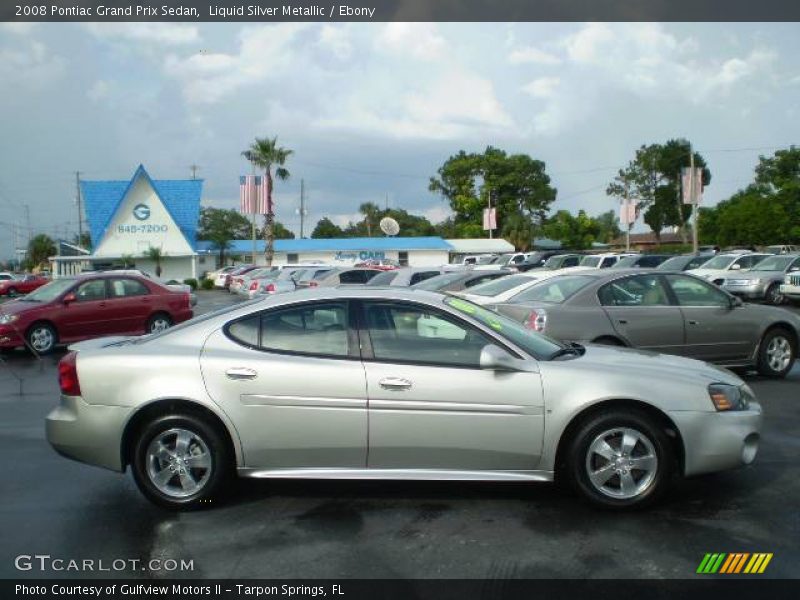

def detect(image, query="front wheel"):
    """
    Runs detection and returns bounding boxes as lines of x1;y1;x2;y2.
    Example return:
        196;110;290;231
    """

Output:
757;328;796;378
764;283;785;306
27;322;57;355
565;410;673;509
131;414;231;510
7;287;18;297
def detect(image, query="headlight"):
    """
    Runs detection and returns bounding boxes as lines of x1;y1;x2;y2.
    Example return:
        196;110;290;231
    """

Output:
708;383;751;411
0;314;18;325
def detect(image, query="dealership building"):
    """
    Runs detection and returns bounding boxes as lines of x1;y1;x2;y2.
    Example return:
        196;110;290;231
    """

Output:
52;165;507;280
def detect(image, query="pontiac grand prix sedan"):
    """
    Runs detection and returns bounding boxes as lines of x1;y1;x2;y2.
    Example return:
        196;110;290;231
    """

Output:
47;288;762;510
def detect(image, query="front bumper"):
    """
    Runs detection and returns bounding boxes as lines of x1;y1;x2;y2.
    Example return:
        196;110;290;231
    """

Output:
669;403;762;477
46;395;132;472
780;283;800;299
0;325;24;348
722;281;768;299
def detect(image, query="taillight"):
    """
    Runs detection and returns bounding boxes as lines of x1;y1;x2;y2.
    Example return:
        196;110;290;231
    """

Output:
250;281;259;291
265;283;276;293
524;309;547;332
184;292;191;308
58;351;81;396
309;281;318;287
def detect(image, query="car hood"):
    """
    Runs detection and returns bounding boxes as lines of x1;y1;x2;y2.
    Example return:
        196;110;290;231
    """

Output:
0;298;47;316
570;343;744;387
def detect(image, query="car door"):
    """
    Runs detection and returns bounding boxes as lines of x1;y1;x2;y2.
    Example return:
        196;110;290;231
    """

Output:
58;279;113;339
359;300;545;471
597;274;685;354
105;278;152;333
663;274;754;362
200;300;368;469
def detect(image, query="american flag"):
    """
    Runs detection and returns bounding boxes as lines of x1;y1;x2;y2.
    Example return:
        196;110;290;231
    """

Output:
257;175;270;215
239;175;258;214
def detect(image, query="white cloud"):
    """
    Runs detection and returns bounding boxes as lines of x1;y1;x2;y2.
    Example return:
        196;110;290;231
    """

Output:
508;46;561;66
317;25;353;60
0;40;65;89
378;23;446;60
84;23;200;45
523;77;560;98
87;80;111;103
0;23;38;35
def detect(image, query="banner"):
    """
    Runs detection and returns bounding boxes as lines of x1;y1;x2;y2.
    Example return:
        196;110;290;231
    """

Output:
682;167;704;205
482;208;497;231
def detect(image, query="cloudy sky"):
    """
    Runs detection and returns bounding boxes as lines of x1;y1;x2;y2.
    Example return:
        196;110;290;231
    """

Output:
1;21;799;258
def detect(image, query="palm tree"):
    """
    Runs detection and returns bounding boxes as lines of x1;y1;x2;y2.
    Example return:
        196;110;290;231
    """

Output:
143;246;164;277
359;202;382;237
242;137;292;266
120;253;135;268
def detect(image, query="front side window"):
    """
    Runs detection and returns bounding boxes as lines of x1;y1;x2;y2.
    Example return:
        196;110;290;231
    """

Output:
600;257;617;268
752;256;794;271
665;275;730;307
598;275;671;307
700;255;735;270
75;280;107;302
364;302;491;368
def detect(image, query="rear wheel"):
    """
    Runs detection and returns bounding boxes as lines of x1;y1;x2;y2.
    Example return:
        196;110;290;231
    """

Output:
566;410;673;509
7;287;18;297
131;413;231;510
757;328;796;378
765;283;785;306
147;313;172;334
26;322;57;355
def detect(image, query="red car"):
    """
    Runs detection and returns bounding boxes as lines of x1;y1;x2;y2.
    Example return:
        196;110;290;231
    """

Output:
0;273;193;354
0;274;49;297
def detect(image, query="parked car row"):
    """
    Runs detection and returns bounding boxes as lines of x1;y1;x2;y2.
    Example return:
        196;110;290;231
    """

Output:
0;273;50;297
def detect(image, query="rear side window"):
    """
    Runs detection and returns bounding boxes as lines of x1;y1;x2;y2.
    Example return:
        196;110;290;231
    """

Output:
339;270;368;284
464;273;505;288
226;303;349;357
409;271;439;285
368;271;399;286
513;275;595;304
467;275;531;297
109;278;149;298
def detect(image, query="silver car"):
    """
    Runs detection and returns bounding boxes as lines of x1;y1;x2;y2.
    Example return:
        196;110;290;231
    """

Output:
47;288;762;510
720;254;800;305
491;270;799;378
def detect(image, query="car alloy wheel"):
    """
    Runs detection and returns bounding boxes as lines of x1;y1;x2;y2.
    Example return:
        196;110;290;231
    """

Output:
757;328;796;378
145;428;212;498
585;427;658;500
765;335;792;373
28;324;56;354
766;283;784;305
148;315;172;333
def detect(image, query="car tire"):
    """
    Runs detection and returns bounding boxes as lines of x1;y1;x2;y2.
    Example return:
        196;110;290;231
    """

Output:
7;287;18;297
565;409;674;509
131;413;231;510
756;328;796;378
592;336;626;347
764;283;785;306
146;313;173;334
26;322;57;355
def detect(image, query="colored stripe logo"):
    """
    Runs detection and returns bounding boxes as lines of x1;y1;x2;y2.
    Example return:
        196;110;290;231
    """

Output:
697;553;773;574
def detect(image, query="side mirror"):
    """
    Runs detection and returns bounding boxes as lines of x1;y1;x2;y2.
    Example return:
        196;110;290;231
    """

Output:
480;344;528;372
63;293;76;304
730;263;742;270
730;296;744;308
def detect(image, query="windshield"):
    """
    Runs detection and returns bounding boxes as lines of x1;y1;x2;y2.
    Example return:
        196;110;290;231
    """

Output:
20;278;76;302
699;255;737;270
510;275;595;304
466;275;532;297
753;256;795;271
444;296;563;359
411;271;465;291
580;256;601;267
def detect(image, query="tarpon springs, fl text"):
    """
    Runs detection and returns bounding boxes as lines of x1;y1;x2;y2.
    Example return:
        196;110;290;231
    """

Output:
15;4;377;19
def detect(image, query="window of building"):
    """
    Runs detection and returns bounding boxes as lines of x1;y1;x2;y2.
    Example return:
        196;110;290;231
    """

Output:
287;253;299;264
398;251;409;266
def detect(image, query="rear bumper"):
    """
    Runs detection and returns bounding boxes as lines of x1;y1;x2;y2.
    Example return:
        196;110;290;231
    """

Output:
46;395;132;472
669;403;763;477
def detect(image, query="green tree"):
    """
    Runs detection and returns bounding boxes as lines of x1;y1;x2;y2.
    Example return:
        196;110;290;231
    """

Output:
27;234;56;269
429;146;556;239
143;246;164;277
594;210;622;243
542;210;600;250
243;136;292;266
120;253;135;268
359;202;382;237
72;232;92;251
198;207;252;266
311;217;345;239
607;139;710;241
501;213;535;251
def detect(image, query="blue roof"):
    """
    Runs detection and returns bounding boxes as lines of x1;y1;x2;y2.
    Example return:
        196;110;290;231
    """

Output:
197;237;453;254
82;165;203;250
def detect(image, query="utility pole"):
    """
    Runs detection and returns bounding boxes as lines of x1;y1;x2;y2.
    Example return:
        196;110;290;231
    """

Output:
189;164;200;180
24;204;31;245
690;149;699;254
385;192;389;211
75;171;83;247
488;189;494;239
623;182;631;252
297;179;307;239
250;161;257;265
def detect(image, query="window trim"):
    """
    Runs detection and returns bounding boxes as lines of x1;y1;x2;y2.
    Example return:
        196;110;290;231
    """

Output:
354;299;518;370
223;299;360;361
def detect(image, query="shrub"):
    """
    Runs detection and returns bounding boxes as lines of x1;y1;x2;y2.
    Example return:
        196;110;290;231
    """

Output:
183;278;199;291
200;278;214;290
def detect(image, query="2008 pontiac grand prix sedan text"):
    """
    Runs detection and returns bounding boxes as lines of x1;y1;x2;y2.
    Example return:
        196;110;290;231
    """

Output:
46;288;762;510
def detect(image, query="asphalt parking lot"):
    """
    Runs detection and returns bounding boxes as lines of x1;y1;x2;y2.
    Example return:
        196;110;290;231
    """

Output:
1;291;798;579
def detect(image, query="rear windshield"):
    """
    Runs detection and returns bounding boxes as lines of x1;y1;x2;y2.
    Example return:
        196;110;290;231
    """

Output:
510;275;595;304
466;275;532;297
367;271;400;285
411;272;465;291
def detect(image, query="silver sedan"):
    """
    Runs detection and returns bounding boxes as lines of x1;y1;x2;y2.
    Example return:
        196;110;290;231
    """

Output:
46;288;762;510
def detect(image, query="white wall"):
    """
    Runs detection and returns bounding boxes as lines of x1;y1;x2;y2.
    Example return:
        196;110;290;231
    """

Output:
134;257;196;281
94;174;193;258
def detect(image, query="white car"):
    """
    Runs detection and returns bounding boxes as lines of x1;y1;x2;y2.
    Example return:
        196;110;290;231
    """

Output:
689;253;771;285
211;266;238;289
565;253;638;273
458;271;560;306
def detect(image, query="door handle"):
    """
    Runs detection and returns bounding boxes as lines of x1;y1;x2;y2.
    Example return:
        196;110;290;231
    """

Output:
226;367;258;380
688;320;700;326
617;319;628;324
379;377;412;390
